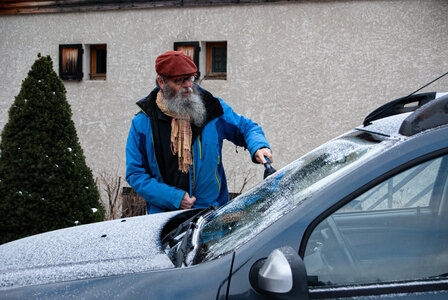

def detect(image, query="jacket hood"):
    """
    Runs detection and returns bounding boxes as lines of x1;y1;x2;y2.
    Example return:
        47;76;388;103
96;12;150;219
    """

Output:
0;211;182;290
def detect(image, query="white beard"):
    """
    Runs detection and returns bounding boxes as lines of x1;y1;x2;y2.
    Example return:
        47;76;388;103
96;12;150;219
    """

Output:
162;85;206;127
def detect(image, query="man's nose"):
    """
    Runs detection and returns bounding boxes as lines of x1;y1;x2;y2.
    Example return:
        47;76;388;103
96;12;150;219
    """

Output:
182;80;193;88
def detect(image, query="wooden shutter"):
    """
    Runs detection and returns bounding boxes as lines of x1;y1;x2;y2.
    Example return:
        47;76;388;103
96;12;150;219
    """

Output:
59;44;83;81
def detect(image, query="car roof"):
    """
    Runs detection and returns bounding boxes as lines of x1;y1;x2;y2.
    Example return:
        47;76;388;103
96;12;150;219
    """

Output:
358;92;448;138
357;112;411;139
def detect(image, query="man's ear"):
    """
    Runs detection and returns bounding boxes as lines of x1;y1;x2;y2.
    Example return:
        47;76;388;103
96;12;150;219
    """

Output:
157;75;165;89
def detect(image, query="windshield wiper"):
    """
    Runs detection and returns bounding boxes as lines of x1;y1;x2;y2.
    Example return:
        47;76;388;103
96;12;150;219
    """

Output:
188;216;206;262
163;206;216;267
173;221;196;267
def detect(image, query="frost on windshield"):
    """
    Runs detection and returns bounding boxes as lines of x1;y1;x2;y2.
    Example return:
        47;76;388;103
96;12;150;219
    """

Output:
197;131;395;262
197;172;294;261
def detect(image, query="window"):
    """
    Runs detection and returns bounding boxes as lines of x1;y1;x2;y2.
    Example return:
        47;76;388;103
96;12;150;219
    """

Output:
59;44;83;81
304;154;448;287
206;42;227;79
174;42;200;78
173;41;227;80
89;44;107;80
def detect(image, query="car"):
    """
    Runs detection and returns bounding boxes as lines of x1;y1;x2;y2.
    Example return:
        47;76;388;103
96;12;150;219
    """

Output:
1;91;448;299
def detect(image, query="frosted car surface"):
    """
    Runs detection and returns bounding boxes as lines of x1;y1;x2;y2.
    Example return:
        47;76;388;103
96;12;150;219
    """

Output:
0;211;180;290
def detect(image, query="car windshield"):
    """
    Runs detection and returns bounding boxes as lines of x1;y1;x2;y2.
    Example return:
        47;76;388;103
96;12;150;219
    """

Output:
193;131;398;263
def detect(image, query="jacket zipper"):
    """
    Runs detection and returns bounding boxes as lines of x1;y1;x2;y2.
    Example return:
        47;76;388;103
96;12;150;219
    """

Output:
198;134;202;159
215;154;221;191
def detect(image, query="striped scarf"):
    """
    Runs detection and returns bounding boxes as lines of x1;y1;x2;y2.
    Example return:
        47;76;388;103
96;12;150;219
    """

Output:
156;91;192;173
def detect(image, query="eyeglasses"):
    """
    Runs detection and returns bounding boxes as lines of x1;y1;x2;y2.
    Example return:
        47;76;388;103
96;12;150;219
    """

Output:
172;75;195;86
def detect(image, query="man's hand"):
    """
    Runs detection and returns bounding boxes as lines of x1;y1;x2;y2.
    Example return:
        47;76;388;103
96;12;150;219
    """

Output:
179;192;196;210
254;148;274;165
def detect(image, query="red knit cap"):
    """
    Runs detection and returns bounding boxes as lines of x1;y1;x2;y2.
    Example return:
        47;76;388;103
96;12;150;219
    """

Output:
155;50;197;79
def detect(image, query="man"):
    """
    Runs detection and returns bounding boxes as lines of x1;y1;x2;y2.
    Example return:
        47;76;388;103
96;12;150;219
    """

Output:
126;50;273;214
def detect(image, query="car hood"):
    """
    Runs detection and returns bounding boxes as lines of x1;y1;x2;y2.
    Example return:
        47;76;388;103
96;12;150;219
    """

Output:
0;211;181;290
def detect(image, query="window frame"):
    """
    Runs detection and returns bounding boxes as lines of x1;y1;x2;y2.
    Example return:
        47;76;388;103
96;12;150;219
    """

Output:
89;44;107;80
205;41;227;80
58;44;83;81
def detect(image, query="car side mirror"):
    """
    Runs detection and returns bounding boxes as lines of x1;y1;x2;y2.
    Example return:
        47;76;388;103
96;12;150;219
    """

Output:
249;246;309;299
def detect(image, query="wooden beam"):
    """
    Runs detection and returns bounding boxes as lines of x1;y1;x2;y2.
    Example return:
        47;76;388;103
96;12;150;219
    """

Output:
0;0;289;15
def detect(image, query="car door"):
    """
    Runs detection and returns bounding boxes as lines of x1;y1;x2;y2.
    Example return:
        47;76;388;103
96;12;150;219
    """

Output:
303;153;448;298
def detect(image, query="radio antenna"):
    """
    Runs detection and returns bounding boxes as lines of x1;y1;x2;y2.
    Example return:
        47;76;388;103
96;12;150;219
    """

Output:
405;71;448;99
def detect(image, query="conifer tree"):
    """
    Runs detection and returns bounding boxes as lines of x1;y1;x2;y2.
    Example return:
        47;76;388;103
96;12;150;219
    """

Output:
0;54;104;244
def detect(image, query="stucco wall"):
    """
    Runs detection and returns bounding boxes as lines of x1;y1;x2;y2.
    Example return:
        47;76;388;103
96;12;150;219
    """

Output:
1;0;447;193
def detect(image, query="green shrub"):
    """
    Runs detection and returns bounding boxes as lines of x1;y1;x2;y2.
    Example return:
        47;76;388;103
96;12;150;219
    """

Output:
0;54;104;244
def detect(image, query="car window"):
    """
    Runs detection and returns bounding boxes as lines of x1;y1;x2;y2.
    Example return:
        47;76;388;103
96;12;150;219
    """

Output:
342;158;442;212
304;154;448;287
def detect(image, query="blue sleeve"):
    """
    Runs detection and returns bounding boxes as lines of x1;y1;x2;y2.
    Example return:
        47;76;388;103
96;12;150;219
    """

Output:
218;99;271;161
125;115;185;211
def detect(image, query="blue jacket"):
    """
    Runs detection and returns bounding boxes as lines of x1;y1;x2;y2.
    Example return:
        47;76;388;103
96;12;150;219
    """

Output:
125;86;270;214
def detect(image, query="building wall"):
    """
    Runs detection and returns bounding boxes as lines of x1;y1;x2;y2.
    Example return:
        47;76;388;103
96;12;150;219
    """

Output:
1;0;447;193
